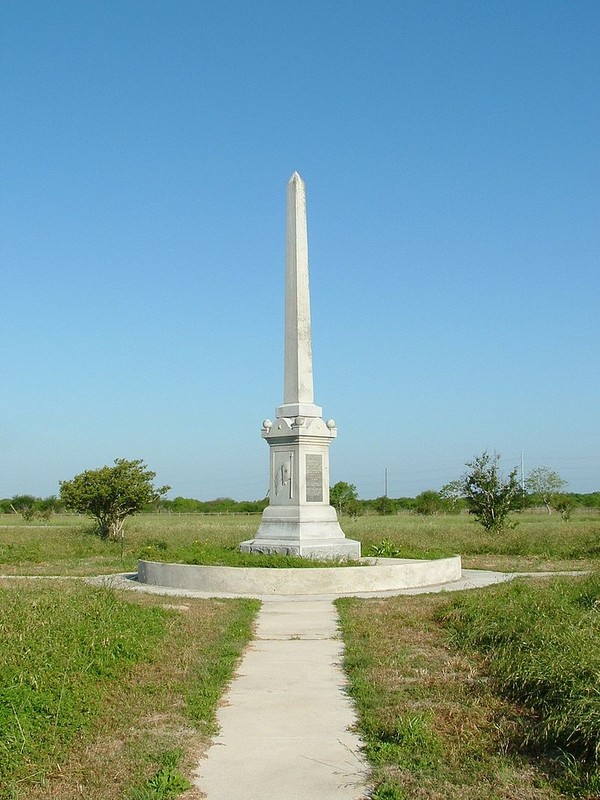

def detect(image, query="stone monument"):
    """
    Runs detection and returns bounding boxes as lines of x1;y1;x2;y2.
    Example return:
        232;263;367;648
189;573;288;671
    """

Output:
240;173;361;559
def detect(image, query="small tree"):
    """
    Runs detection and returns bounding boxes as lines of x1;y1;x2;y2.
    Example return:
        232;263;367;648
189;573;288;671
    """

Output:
413;490;444;516
440;480;465;511
38;495;64;519
60;459;169;541
345;498;364;519
329;481;358;515
373;495;396;515
460;451;523;533
553;493;576;521
525;466;568;515
10;494;38;520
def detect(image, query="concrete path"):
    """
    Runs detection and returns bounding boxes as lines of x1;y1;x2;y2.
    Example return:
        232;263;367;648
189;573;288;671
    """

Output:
11;570;584;798
193;600;368;800
83;568;584;800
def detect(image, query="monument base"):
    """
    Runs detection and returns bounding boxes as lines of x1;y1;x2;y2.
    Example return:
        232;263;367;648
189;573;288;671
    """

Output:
240;503;361;560
239;537;361;560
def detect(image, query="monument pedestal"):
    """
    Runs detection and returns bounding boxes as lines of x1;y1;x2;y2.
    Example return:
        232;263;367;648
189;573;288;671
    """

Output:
240;415;361;560
241;482;362;559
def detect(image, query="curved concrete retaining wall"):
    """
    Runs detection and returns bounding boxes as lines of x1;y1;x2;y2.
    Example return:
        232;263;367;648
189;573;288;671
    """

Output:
137;556;462;595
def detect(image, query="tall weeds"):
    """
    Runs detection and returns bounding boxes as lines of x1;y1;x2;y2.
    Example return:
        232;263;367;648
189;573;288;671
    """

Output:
439;573;600;789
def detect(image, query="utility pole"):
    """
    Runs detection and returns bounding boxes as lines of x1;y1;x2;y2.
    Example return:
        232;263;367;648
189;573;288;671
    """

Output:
384;467;388;498
521;452;525;492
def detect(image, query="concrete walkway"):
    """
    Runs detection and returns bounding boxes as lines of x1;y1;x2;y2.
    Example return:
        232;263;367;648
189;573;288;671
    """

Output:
193;600;368;800
84;569;583;799
8;570;584;798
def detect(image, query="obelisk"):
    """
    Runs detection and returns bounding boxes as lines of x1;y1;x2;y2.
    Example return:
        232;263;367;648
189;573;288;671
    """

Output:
240;173;361;559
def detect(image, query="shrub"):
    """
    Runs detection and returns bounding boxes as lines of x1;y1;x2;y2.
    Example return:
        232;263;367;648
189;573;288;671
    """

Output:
60;459;169;541
413;490;444;516
460;451;524;532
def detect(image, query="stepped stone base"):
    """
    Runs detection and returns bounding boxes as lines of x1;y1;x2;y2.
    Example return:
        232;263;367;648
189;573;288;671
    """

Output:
241;503;361;560
239;537;361;560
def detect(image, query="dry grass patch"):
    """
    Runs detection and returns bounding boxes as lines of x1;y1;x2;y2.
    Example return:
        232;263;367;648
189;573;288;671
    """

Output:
337;593;564;800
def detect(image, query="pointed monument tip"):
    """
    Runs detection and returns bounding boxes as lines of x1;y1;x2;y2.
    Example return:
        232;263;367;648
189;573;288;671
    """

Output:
289;171;303;183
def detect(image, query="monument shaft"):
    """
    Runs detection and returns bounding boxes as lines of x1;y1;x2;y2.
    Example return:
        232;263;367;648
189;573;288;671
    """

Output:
284;172;314;406
278;172;322;419
240;173;360;560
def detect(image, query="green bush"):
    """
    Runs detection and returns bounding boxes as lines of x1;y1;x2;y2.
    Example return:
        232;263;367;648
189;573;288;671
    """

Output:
413;490;445;516
368;539;404;558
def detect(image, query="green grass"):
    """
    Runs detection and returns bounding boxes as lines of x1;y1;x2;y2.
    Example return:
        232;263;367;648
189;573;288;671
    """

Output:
337;574;600;798
0;579;258;800
344;510;600;571
2;511;600;798
127;749;191;800
0;518;134;575
138;540;364;567
439;573;600;794
337;592;566;799
0;581;167;793
1;510;599;576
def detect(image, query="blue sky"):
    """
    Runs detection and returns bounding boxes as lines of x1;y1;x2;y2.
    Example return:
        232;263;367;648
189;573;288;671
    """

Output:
1;1;598;500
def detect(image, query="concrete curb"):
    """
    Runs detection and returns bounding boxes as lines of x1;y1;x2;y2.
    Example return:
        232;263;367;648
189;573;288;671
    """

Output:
85;568;566;601
137;555;462;595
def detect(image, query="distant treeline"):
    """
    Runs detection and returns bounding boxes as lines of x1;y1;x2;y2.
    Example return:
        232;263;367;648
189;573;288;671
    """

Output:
158;496;270;514
2;490;599;520
0;494;270;518
362;491;600;516
0;495;64;520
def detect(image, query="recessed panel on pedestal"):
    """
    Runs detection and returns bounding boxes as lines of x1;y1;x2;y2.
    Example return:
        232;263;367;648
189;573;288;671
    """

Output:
273;450;294;500
305;453;323;502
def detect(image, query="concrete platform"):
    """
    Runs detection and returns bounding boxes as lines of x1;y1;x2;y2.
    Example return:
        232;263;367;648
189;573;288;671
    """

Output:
98;567;535;601
137;555;462;595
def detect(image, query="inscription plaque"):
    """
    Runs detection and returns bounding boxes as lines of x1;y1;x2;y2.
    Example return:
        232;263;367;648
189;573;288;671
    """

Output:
305;453;323;502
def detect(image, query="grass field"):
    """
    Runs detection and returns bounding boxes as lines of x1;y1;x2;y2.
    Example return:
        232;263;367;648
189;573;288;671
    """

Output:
0;509;599;575
337;573;600;799
0;578;258;800
338;591;551;800
2;510;599;798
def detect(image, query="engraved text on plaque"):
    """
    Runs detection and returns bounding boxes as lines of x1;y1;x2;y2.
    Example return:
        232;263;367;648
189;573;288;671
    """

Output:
305;453;323;502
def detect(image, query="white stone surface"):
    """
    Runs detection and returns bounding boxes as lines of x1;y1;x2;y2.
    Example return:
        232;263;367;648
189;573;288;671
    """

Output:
283;171;315;410
245;172;360;559
106;567;575;601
